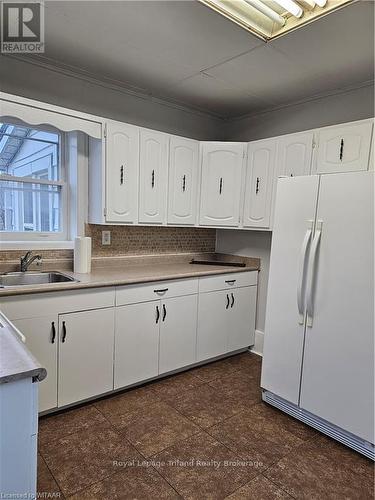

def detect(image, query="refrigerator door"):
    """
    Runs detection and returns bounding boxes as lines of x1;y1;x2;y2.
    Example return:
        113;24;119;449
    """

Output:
300;172;374;443
261;175;320;404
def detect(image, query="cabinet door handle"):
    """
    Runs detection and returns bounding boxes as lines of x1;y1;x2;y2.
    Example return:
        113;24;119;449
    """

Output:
156;306;160;324
151;169;155;188
226;294;230;309
219;177;223;194
182;174;186;192
255;177;260;194
120;165;124;185
339;139;344;161
230;293;235;308
51;321;56;344
61;321;67;343
162;304;167;322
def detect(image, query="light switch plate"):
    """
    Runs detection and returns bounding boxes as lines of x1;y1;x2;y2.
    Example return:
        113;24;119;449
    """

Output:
102;230;111;245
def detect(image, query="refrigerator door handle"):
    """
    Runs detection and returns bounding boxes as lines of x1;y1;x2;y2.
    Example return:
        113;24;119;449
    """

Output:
306;221;323;327
297;220;313;324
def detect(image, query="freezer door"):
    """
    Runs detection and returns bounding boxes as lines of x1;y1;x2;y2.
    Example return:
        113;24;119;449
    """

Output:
261;175;320;404
300;172;374;443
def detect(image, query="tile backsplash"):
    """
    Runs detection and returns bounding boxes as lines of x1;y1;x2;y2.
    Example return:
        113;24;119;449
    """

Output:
86;224;216;257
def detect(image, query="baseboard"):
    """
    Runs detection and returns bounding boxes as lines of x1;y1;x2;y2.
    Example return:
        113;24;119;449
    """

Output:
250;329;264;357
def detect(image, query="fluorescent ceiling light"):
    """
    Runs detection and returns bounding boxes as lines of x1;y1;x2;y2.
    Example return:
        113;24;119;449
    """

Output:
273;0;303;18
198;0;354;41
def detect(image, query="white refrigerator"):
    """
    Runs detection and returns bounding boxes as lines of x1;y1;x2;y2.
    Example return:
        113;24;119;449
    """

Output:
261;171;374;459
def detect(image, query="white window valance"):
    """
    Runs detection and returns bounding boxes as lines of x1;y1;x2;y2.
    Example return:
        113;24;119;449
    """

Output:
0;94;102;139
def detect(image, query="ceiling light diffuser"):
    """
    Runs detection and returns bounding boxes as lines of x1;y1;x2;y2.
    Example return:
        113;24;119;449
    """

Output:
198;0;354;41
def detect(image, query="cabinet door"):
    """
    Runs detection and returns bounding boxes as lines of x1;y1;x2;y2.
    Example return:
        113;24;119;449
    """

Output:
168;136;199;225
13;316;58;412
159;295;197;374
106;121;139;223
114;301;159;389
197;290;229;361
276;133;313;177
139;129;169;224
199;143;244;227
243;139;276;228
315;121;373;174
58;308;114;407
227;286;257;352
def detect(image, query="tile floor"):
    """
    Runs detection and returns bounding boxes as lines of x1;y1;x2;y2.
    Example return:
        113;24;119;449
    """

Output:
37;352;374;499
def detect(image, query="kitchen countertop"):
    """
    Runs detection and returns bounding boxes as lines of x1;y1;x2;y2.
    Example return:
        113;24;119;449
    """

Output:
0;254;260;297
0;312;47;384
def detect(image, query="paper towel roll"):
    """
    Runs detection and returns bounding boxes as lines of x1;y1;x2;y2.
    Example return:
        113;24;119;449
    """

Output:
74;237;92;273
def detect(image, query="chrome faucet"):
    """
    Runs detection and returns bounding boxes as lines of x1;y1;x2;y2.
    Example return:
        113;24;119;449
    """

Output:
20;251;42;272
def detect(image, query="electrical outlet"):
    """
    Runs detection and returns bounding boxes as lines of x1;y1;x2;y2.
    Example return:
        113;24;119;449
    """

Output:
102;230;111;245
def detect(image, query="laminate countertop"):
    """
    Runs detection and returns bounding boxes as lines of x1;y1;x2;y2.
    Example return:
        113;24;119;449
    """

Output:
0;254;260;297
0;311;47;384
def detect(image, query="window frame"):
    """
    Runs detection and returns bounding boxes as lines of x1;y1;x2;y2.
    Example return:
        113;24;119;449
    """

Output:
0;122;69;243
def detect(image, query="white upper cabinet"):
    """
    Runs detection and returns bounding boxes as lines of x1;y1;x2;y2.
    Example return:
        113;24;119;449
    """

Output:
139;129;169;224
167;136;199;225
243;139;276;229
199;142;245;227
276;132;314;177
314;120;373;174
106;121;139;223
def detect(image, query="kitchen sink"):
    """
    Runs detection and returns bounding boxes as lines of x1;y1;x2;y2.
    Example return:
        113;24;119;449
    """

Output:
0;271;78;288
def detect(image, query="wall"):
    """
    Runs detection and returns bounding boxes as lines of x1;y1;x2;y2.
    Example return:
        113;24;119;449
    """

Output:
221;83;375;141
0;55;222;141
86;225;216;257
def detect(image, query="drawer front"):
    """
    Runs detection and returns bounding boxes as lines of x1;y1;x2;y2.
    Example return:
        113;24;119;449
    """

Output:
116;278;198;306
199;271;257;293
0;287;115;320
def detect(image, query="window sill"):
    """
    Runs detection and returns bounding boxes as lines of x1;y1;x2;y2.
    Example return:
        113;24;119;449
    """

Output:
0;240;74;250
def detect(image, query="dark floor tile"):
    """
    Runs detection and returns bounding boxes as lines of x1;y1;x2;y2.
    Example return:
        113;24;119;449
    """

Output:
94;385;161;427
69;465;180;500
226;475;292;499
207;403;314;468
264;437;374;500
37;455;62;498
170;383;246;429
224;352;262;379
190;357;243;383
208;370;262;410
40;422;142;497
38;404;107;446
154;431;258;499
150;371;206;404
119;400;200;457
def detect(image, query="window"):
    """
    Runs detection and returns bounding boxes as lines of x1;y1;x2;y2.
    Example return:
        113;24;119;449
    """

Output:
0;122;67;240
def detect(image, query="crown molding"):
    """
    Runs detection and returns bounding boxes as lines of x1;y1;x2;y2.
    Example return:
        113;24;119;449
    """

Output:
6;54;225;122
226;79;375;123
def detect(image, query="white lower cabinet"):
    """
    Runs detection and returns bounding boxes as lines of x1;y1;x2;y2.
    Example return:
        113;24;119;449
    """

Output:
197;284;257;362
197;290;229;361
12;316;58;413
58;308;115;407
114;301;160;389
159;295;198;374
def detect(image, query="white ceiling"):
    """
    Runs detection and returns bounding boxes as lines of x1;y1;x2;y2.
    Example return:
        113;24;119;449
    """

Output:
25;0;374;119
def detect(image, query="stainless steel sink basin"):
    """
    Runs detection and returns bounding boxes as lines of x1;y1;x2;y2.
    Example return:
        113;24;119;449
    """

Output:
0;271;78;288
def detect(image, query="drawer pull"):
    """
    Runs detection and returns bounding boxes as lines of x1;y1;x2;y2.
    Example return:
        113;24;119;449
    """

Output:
226;294;230;309
156;306;160;324
225;279;236;285
51;321;56;344
162;304;167;322
61;321;67;343
230;293;235;308
154;288;168;294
